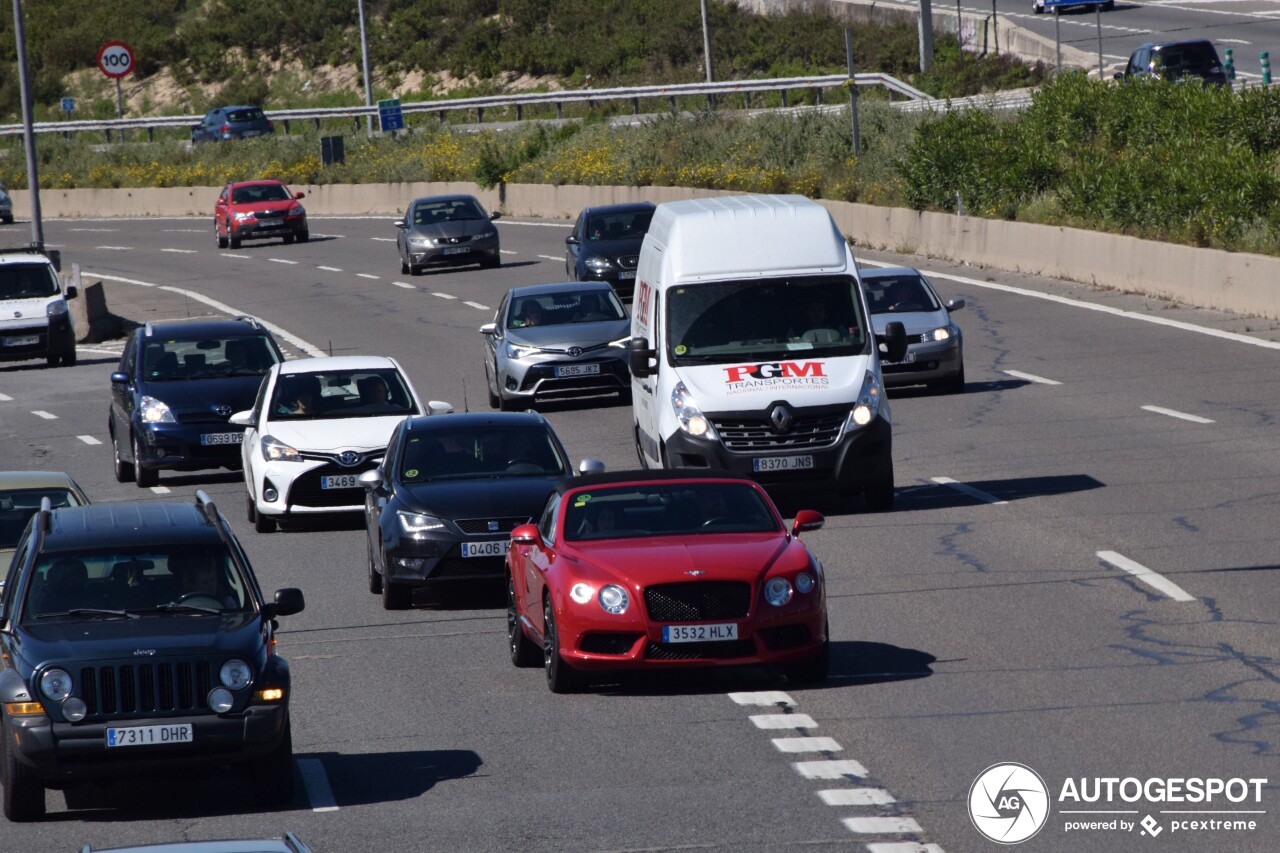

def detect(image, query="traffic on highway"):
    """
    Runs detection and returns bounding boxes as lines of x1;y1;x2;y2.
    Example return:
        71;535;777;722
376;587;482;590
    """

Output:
1;204;1278;852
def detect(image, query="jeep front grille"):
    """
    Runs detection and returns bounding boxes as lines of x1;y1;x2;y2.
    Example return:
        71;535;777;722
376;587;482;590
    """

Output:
79;661;212;719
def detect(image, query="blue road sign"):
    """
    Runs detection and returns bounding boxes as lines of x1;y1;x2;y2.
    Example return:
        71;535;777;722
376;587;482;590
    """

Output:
61;97;75;112
378;98;404;132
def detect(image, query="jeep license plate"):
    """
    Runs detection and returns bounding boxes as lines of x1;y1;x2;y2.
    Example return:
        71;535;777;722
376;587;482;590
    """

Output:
106;724;193;748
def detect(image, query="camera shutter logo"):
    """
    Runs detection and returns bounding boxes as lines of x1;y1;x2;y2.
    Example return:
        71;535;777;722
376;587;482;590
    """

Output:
969;762;1050;844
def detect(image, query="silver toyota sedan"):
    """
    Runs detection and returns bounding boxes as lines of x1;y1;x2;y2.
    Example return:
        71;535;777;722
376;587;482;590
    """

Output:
395;193;502;274
480;282;631;410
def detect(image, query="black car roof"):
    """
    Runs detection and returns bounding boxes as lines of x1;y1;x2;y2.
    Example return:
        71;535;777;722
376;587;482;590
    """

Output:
141;317;270;339
403;411;550;432
583;202;656;215
43;502;224;552
554;468;757;496
508;281;617;299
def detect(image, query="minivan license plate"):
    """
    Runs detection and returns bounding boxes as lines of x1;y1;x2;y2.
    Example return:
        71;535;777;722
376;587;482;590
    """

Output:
200;432;243;446
663;623;738;643
752;455;814;472
106;724;193;748
461;540;510;558
321;474;360;489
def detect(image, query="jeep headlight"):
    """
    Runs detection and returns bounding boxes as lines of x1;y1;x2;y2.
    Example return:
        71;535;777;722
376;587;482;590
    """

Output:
219;659;252;690
398;511;446;535
41;668;73;701
139;395;176;424
584;256;614;273
47;299;68;317
671;381;717;440
764;577;793;607
847;371;883;429
507;341;539;359
261;434;300;462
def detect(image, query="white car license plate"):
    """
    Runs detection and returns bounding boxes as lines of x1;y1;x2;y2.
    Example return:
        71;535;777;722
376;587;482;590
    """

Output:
618;270;636;279
555;363;601;378
882;352;916;366
663;623;739;643
752;455;814;472
443;247;471;255
256;218;282;227
200;432;243;446
106;723;193;748
321;474;360;489
461;540;510;558
2;335;39;347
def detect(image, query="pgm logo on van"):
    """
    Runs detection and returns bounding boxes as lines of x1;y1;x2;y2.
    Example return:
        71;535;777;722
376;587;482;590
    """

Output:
723;361;829;393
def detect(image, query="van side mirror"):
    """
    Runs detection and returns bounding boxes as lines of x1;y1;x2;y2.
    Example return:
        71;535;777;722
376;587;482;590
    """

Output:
879;322;908;364
628;336;655;379
65;284;78;300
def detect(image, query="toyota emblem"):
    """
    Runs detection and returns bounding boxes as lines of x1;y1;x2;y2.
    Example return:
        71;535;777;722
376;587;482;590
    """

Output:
769;404;793;433
337;450;360;466
215;405;232;417
568;346;583;357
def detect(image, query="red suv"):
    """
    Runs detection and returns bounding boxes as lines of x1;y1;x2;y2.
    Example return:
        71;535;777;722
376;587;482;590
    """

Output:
214;180;309;249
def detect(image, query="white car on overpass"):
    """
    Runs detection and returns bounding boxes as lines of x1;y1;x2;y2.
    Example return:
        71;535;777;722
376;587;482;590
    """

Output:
231;355;451;532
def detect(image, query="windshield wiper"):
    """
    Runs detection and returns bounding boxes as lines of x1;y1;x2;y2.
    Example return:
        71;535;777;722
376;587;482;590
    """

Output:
153;601;222;615
35;608;138;619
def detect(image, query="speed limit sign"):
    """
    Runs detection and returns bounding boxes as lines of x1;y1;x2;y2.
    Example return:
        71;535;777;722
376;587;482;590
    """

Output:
97;42;134;79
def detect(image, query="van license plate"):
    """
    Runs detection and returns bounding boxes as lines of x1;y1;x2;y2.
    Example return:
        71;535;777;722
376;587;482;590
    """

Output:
663;623;738;643
2;335;39;347
461;540;510;558
752;455;814;472
556;363;600;378
321;474;360;489
106;724;193;748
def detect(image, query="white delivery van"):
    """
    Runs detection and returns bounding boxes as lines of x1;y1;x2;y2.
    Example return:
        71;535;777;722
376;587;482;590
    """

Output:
627;195;906;510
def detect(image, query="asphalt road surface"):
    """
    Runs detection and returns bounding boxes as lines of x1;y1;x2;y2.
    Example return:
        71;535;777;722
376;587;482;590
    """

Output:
2;212;1279;853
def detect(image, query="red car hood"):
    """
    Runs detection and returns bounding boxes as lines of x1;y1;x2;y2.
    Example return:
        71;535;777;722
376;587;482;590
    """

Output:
565;534;796;586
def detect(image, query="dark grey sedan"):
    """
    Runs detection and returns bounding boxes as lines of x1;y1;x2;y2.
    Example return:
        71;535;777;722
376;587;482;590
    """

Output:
480;282;631;410
564;201;654;300
395;194;502;274
191;105;274;143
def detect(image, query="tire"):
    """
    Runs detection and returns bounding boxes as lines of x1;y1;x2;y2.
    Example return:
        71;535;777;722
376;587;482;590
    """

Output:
45;355;58;367
250;720;294;808
482;254;502;269
382;560;411;610
246;494;257;523
296;230;309;243
863;458;895;513
254;510;277;534
229;226;241;250
217;225;228;249
367;533;383;594
283;234;295;245
508;575;540;668
2;716;46;821
487;380;501;410
133;434;158;488
400;258;410;275
61;347;77;367
112;427;134;483
543;595;581;693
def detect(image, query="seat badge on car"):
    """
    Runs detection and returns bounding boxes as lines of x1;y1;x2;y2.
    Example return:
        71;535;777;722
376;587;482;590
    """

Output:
488;520;500;532
133;649;156;656
337;451;360;467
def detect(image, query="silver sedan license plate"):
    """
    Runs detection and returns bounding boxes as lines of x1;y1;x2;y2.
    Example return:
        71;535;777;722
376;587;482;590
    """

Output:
556;363;600;378
200;432;243;446
106;723;193;748
752;455;814;472
443;247;471;255
663;623;738;643
321;474;360;489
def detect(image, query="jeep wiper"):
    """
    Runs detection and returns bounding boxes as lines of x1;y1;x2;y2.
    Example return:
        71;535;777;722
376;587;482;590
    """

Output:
36;608;138;619
153;601;222;615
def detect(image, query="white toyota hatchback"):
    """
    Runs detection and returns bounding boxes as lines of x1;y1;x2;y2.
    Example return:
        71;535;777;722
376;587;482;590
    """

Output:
231;355;451;532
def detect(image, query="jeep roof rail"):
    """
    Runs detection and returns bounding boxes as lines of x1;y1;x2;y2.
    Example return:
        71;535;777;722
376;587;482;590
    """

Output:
195;489;236;549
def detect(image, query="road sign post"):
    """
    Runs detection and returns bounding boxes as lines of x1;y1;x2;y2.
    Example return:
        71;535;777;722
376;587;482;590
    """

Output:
378;98;405;134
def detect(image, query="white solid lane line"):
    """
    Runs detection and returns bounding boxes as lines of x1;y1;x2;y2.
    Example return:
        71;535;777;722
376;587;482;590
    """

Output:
750;713;816;729
929;476;1008;506
77;435;102;445
794;759;870;779
1097;551;1196;602
1003;369;1062;385
1141;405;1215;424
866;844;947;853
818;788;896;806
729;690;796;707
844;817;923;834
772;736;842;752
31;410;57;420
463;301;489;310
297;757;339;812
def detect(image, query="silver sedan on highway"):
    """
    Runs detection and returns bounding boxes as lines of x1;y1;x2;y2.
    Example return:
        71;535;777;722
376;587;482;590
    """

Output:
480;282;631;410
395;193;502;274
861;266;966;393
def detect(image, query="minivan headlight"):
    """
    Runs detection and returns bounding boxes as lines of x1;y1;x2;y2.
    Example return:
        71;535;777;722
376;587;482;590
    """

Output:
671;382;717;440
847;371;883;429
506;341;539;359
140;395;176;424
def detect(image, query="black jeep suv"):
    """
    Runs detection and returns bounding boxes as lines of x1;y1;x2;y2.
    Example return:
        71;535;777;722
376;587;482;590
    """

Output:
0;492;304;821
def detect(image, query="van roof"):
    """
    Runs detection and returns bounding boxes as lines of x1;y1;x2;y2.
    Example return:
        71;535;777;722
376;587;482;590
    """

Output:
645;194;851;282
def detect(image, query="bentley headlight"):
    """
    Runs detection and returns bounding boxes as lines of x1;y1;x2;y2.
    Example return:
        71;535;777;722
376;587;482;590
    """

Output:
764;577;793;607
139;395;176;424
41;668;73;701
671;382;717;439
220;659;253;690
598;584;630;614
261;434;300;462
795;573;815;594
570;583;594;604
507;341;539;359
398;511;446;535
847;371;883;429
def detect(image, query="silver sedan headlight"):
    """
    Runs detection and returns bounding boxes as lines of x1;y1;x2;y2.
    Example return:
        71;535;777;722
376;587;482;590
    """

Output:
220;659;253;690
929;326;953;342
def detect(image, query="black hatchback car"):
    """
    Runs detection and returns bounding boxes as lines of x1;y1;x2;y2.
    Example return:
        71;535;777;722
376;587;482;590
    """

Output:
1116;40;1229;87
109;317;285;488
191;106;275;143
0;492;305;821
564;202;655;300
360;412;591;609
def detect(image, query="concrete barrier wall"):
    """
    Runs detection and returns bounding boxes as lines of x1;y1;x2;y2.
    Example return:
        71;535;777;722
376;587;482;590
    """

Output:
11;181;1280;319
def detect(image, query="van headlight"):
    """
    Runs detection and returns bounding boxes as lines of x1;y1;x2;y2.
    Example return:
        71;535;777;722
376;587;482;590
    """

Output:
671;382;717;440
140;395;176;424
261;434;300;462
47;300;68;317
847;371;883;429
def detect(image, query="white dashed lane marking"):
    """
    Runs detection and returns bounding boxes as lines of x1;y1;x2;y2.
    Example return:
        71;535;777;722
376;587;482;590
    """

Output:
392;282;415;289
866;844;947;853
929;476;1007;505
730;691;795;707
500;249;517;255
357;273;379;280
463;301;489;311
1141;404;1214;424
150;486;171;494
432;292;457;300
161;248;196;254
298;758;338;812
95;246;131;251
269;258;299;265
819;788;896;806
537;254;561;261
221;253;251;259
772;736;842;753
370;237;396;242
0;393;11;401
750;713;816;730
317;266;343;272
1003;369;1061;385
77;435;102;445
844;817;924;834
794;759;870;779
1097;550;1196;602
31;410;57;420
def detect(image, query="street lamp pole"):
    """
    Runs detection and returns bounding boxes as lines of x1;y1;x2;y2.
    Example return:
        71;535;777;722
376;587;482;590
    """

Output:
11;0;44;246
699;0;714;84
357;0;373;134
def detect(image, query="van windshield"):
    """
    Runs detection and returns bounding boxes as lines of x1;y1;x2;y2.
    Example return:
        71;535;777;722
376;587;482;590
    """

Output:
665;276;868;366
0;262;58;300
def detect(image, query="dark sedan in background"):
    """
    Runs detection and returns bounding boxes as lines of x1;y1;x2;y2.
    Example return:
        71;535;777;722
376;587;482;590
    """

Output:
564;201;654;299
395;194;502;274
360;412;586;610
191;105;274;143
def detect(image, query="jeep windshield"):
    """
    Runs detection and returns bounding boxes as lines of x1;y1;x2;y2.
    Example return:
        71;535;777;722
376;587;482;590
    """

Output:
665;276;869;367
22;547;251;620
0;262;58;299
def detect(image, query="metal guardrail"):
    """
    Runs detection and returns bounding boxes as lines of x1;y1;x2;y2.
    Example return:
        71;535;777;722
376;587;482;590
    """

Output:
0;73;933;139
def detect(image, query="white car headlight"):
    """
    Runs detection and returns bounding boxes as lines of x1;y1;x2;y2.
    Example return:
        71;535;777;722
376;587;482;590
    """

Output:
847;370;883;429
398;511;446;535
507;341;539;359
261;434;300;462
219;659;253;690
139;395;176;424
584;256;614;272
41;668;73;701
929;326;952;342
764;577;793;607
598;584;630;614
47;300;68;317
671;381;717;440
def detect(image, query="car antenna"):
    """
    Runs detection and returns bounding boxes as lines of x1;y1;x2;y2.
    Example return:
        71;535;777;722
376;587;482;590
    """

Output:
461;378;470;413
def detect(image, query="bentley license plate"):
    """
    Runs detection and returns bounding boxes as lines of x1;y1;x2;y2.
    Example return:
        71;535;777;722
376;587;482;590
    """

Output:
663;623;738;643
